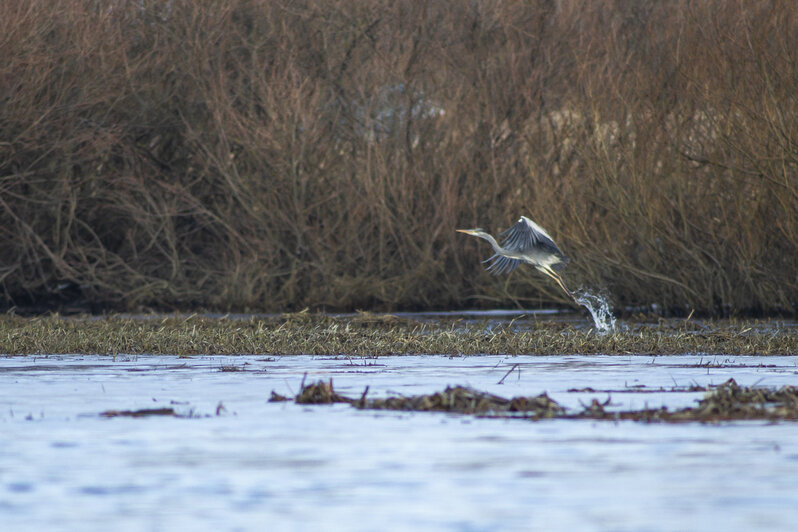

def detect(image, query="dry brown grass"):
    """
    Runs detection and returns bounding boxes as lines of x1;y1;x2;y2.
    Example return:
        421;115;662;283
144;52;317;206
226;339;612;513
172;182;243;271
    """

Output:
1;1;796;315
0;314;795;356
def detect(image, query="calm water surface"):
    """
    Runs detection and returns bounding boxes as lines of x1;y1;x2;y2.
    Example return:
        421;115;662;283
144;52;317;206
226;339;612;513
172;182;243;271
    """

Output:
2;354;798;531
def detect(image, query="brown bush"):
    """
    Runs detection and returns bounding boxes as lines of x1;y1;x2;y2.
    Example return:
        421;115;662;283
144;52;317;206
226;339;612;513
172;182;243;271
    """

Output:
0;0;796;315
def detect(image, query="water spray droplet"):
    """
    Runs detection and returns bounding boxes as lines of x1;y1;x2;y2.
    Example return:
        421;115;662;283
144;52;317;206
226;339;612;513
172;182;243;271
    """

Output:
574;290;616;333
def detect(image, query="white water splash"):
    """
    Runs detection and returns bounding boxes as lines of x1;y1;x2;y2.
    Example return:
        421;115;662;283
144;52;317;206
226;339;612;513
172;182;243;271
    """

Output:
574;289;616;333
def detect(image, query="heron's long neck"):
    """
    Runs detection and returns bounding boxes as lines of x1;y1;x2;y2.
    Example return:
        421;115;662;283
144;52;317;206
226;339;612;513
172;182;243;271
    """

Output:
476;233;503;255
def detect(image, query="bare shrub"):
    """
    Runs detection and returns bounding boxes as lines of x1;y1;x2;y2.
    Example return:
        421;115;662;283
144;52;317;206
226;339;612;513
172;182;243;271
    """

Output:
0;0;796;315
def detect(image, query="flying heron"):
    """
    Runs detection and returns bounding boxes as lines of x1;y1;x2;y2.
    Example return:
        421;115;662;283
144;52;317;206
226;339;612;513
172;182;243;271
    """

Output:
457;216;576;303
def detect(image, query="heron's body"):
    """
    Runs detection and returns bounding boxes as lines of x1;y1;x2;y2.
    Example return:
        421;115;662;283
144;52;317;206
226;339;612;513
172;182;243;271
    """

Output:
457;216;575;302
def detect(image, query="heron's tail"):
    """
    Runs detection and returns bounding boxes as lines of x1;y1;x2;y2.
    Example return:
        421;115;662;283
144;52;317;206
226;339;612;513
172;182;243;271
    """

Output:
482;254;521;275
551;255;569;271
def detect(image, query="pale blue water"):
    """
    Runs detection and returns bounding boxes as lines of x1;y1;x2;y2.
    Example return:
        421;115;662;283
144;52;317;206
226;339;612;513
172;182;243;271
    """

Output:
2;354;798;532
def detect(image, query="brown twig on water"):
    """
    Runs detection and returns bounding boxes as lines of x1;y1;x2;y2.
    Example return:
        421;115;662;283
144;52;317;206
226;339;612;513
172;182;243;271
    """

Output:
497;363;521;385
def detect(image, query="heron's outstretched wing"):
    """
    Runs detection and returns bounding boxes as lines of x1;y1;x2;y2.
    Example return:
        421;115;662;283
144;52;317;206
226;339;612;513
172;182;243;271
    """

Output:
499;216;564;257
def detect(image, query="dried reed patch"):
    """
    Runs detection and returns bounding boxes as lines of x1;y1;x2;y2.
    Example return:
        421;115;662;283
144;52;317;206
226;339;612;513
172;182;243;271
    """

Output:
0;314;795;356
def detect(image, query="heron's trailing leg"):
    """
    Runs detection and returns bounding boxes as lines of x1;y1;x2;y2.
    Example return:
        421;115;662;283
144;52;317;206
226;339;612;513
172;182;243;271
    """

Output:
538;266;579;306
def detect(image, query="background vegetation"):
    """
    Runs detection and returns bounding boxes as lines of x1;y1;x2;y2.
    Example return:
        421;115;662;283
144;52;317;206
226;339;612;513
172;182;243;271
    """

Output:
1;0;796;315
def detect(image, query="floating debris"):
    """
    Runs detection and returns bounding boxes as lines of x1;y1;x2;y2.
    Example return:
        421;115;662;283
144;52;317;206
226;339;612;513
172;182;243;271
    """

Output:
269;391;292;402
295;379;351;404
671;378;798;422
359;386;564;418
273;378;798;423
100;408;178;418
567;384;710;393
572;379;798;422
218;364;246;372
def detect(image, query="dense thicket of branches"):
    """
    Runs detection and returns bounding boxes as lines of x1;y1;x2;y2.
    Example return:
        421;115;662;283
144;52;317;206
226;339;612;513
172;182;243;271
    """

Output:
1;0;796;315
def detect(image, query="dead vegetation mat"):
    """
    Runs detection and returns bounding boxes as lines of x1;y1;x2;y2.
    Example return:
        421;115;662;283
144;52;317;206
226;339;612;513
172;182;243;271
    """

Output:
280;379;798;423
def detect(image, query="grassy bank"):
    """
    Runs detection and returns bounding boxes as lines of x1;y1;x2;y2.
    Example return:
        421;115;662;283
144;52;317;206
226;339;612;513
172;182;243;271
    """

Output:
1;1;797;315
1;314;796;356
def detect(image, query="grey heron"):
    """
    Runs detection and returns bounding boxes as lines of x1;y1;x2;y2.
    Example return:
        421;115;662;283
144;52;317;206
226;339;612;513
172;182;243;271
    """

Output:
457;216;576;303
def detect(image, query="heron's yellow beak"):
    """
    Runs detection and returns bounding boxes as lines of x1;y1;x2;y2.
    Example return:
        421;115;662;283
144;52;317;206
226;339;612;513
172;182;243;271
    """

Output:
456;229;478;235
